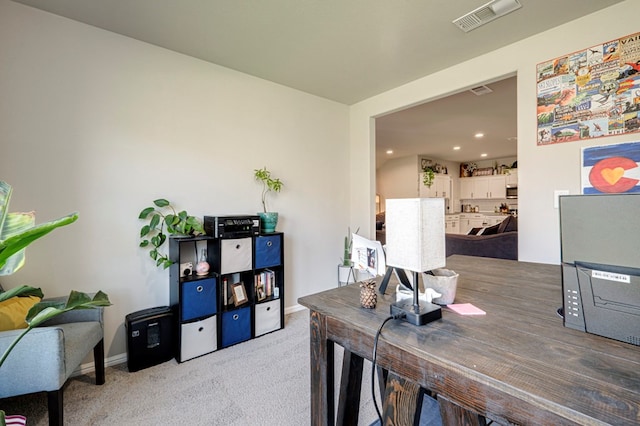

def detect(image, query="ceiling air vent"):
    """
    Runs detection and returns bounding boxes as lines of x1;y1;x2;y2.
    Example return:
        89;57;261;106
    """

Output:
470;85;493;96
453;0;522;33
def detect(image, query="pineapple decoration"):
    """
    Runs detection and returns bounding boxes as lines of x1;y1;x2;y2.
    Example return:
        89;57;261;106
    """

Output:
360;280;377;309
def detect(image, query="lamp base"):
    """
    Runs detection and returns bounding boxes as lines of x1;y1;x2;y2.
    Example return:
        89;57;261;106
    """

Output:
390;300;442;326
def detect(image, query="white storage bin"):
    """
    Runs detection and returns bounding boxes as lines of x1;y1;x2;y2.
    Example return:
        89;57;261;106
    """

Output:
180;315;217;361
220;237;252;274
255;299;281;337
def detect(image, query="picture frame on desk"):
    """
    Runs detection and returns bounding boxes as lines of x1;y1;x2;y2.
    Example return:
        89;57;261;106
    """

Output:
231;282;248;306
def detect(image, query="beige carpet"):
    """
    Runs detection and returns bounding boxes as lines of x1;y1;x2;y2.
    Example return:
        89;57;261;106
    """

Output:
1;310;379;425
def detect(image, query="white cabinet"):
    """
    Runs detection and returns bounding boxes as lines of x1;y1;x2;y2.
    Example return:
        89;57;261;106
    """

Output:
419;175;451;198
506;170;518;187
487;175;506;199
459;178;474;199
445;214;460;234
483;216;505;226
459;175;506;199
459;213;484;234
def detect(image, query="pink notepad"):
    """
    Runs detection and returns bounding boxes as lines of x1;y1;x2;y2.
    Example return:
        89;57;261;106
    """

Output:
447;303;486;315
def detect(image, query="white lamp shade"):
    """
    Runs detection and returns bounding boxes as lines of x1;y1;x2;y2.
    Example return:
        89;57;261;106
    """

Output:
385;198;446;272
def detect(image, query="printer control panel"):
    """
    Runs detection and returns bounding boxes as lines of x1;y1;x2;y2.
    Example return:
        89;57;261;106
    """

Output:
561;264;586;331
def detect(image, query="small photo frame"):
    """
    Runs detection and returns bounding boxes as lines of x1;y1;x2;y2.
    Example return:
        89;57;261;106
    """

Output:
231;282;248;306
256;283;266;301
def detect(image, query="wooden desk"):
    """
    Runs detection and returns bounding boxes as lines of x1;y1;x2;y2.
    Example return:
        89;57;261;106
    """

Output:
298;255;640;426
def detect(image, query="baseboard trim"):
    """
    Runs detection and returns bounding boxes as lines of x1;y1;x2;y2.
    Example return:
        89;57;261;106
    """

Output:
74;353;127;377
75;305;307;376
285;303;306;315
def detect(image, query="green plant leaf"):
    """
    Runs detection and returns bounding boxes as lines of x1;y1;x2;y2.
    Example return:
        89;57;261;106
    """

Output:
0;212;78;274
25;291;110;327
0;181;13;238
0;290;111;368
139;240;149;247
0;212;36;275
149;214;160;230
166;214;179;226
153;199;170;208
0;285;44;303
140;225;151;238
138;207;155;219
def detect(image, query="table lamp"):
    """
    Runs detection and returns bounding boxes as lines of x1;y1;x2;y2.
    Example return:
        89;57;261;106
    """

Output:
385;198;446;325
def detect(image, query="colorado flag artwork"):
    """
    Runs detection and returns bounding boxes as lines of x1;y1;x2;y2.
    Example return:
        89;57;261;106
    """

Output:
582;141;640;194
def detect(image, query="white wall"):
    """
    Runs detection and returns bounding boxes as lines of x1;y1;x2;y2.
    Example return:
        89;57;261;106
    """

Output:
376;155;419;211
351;0;639;264
0;0;350;359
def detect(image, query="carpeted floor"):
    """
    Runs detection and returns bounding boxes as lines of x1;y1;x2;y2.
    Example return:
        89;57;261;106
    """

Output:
1;310;380;425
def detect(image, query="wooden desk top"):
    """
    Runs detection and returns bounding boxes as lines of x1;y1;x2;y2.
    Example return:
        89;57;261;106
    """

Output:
299;255;640;425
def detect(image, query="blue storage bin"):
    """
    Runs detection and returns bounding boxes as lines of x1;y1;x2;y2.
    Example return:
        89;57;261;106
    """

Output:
221;306;251;347
255;234;282;269
181;277;217;321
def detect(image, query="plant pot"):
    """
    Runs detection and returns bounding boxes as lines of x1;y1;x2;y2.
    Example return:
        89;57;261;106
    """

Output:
338;264;356;286
258;212;279;233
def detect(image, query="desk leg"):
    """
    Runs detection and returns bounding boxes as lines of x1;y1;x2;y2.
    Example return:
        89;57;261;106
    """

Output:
437;394;483;426
337;350;364;425
310;310;335;426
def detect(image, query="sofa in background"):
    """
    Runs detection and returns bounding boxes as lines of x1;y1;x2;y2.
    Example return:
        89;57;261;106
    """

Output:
445;215;518;260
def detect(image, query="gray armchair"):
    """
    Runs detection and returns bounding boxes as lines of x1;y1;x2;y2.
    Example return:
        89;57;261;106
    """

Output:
0;296;105;426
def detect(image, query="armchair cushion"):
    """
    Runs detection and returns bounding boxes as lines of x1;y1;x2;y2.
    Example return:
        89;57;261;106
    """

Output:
0;296;41;331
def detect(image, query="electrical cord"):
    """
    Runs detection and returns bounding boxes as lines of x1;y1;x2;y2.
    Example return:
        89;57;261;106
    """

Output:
371;313;406;424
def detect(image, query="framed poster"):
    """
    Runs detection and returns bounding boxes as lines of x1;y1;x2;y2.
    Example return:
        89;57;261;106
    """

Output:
581;141;640;194
537;32;640;145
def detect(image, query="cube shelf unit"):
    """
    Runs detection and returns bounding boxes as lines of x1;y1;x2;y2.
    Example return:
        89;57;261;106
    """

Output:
169;232;284;362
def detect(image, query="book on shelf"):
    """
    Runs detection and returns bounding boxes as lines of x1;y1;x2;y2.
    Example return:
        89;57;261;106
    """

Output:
254;269;276;300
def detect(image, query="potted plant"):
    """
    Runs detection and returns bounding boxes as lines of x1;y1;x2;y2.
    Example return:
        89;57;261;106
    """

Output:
0;181;111;424
254;167;283;233
138;199;204;269
338;227;359;285
422;166;436;188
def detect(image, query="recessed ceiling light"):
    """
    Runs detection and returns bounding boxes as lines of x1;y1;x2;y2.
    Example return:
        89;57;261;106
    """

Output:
386;150;393;154
453;146;461;150
475;133;484;138
481;153;488;157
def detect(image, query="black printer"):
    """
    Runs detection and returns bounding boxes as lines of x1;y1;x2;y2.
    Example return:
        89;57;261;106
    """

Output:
559;193;640;346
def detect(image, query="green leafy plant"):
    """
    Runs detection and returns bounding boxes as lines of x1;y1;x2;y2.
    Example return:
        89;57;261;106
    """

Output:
0;181;78;275
138;199;204;269
254;167;283;213
0;180;110;425
422;166;435;188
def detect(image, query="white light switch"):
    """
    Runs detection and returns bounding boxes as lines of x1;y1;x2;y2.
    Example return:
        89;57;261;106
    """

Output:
554;190;570;208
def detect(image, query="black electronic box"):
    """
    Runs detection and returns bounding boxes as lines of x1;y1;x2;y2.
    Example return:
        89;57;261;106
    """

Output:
204;215;260;238
125;306;175;372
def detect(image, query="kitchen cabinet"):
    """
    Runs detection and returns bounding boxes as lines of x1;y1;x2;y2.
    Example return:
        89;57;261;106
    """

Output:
506;170;518;187
459;213;484;234
419;174;451;198
445;214;460;234
483;215;505;226
459;175;506;199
